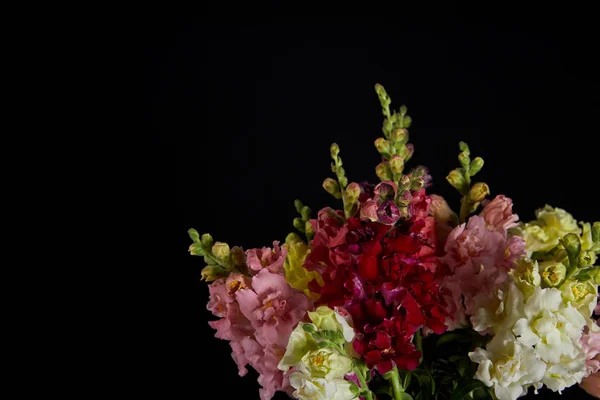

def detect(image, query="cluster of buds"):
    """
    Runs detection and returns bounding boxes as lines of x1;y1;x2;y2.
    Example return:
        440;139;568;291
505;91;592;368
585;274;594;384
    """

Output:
323;143;361;218
292;199;314;240
446;142;489;222
373;84;414;186
560;222;600;283
188;228;246;281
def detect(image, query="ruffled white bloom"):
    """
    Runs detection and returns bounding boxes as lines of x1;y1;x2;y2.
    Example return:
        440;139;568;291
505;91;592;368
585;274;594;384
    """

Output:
278;323;318;371
307;306;355;342
299;348;353;381
560;279;598;318
289;372;356;400
469;330;546;400
471;280;524;334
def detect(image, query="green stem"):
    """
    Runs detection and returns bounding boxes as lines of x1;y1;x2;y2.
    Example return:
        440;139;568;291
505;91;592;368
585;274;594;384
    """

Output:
203;251;229;269
354;365;374;400
415;329;423;364
389;365;404;400
459;197;470;224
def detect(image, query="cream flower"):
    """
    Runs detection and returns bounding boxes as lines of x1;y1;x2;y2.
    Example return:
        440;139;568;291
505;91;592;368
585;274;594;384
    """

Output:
289;372;356;400
560;279;598;318
298;348;353;381
518;206;580;255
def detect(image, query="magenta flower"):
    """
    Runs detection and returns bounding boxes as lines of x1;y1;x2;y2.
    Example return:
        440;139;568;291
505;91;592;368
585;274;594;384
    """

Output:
480;195;519;233
246;241;288;275
236;268;312;348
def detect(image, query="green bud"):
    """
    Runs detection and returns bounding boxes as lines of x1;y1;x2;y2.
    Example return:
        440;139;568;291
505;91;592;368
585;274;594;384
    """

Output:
201;264;227;282
469;157;484;176
230;246;246;267
446;169;468;194
285;232;302;244
539;261;567;287
344;182;361;203
593;222;600;243
399;174;411;189
212;242;230;260
579;251;594;268
301;206;311;221
410;177;425;191
201;233;213;249
188;242;204;256
188;228;200;243
323;178;342;199
302;323;317;333
294;199;304;213
376;162;393;181
389;155;405;174
305;221;314;238
411;166;425;178
561;233;581;269
458;151;471;170
468;182;490;203
402;115;412;128
391;128;408;144
339;176;348;188
293;217;305;233
459;141;470;155
330;163;337;173
330;143;340;159
375;138;391;156
400;104;407;116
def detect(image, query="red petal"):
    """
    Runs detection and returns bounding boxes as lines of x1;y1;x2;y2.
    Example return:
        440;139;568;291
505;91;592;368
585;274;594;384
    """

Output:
358;255;379;281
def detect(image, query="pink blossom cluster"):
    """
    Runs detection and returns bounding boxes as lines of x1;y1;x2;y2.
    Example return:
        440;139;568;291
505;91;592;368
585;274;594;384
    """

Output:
439;195;525;331
206;242;312;400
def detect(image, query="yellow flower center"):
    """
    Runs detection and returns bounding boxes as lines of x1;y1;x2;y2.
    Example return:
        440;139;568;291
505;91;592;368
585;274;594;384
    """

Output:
228;280;246;294
312;355;324;367
572;285;587;299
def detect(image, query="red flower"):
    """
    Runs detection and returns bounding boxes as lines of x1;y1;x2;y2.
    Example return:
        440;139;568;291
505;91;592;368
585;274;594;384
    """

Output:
306;209;450;373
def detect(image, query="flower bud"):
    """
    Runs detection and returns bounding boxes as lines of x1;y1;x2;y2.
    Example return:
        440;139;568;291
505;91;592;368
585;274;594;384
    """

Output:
411;177;425;191
446;169;467;194
429;194;459;227
539;261;567;287
377;200;400;225
389;155;404;174
294;199;304;213
391;128;408;144
402;115;412;128
188;243;204;256
458;151;470;170
399;174;411;189
376;162;393;181
230;246;246;267
201;264;226;282
323;178;342;199
468;182;490;203
593;222;600;243
201;233;213;248
301;206;311;221
285;232;302;244
400;104;407;116
579;251;594;268
330;143;340;159
469;157;484;176
562;233;581;268
305;221;314;238
396;190;412;207
459;141;470;155
411;166;426;178
212;242;230;260
188;228;200;243
294;217;306;232
404;143;414;161
344;182;361;203
374;137;391;155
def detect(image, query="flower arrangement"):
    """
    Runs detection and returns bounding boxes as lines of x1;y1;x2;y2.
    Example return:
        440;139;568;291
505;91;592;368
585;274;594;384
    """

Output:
187;85;599;400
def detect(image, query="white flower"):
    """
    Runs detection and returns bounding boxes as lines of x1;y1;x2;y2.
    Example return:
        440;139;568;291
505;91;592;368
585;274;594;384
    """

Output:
289;372;356;400
298;348;353;381
471;280;524;334
560;279;598;318
278;323;317;371
541;358;587;393
469;329;546;400
512;286;586;364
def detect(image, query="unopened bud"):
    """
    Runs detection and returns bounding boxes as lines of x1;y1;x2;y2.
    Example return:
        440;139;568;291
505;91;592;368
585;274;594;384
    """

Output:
539;261;567;287
305;221;314;238
201;233;213;249
188;243;204;256
458;151;470;170
376;162;393;181
468;182;490;203
593;222;600;243
411;166;425;178
562;233;581;269
294;199;304;213
405;143;414;160
212;242;230;260
389;155;405;174
411;177;425;191
323;178;342;199
330;143;340;159
447;169;468;194
201;264;227;282
469;157;484;176
400;105;407;116
344;182;361;203
391;129;408;144
230;246;246;267
399;174;411;189
301;206;311;221
396;190;412;207
188;228;200;243
374;138;391;155
579;251;594;268
293;217;305;233
402;115;412;128
459;141;470;155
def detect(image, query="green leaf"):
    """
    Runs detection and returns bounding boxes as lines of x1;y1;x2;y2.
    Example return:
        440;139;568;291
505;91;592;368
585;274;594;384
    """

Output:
399;392;414;400
451;379;486;400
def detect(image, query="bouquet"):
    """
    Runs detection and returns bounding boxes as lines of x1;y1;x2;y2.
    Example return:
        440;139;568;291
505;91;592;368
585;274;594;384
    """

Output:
187;85;600;400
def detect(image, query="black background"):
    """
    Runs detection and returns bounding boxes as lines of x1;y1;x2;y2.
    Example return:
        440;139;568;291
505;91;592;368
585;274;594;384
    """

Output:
148;22;598;399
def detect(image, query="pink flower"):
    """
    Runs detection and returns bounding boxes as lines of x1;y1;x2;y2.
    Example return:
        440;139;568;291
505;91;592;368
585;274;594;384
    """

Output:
236;269;312;348
360;199;379;221
480;195;519;233
439;216;525;327
429;194;457;246
246;241;287;274
581;322;600;377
